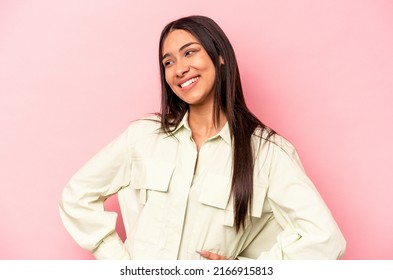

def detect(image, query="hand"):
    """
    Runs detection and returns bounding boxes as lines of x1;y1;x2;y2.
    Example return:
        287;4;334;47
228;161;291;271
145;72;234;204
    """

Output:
197;250;229;260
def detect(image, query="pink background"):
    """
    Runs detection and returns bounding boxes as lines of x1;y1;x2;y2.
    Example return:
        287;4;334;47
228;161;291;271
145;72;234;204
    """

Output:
1;0;392;260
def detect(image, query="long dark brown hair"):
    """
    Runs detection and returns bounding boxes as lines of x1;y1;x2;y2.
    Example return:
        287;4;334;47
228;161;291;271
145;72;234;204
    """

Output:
158;15;275;231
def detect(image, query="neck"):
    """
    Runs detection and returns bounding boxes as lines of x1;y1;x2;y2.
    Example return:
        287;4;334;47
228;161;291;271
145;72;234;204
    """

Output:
188;106;227;140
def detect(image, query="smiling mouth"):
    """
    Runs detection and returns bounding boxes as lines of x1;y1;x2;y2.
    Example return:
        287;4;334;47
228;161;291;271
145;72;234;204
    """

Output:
179;76;200;88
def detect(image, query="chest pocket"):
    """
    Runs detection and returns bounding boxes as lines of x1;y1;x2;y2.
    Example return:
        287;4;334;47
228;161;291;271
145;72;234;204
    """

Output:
128;159;174;246
129;159;175;204
198;173;268;227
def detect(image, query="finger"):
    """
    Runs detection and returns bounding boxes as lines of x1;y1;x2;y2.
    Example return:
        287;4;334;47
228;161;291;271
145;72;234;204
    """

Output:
197;250;227;260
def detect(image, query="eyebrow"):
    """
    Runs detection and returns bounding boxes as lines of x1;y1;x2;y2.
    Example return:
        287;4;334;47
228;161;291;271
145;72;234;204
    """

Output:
162;42;200;60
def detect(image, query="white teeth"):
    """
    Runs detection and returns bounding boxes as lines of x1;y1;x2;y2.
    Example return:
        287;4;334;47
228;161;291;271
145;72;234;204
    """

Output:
180;76;199;88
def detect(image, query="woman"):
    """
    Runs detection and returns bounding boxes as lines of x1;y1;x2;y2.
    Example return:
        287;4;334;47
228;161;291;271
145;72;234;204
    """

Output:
59;15;346;259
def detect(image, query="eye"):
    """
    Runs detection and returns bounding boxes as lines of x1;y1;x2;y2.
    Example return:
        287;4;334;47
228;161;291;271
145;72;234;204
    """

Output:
185;49;196;57
163;60;174;68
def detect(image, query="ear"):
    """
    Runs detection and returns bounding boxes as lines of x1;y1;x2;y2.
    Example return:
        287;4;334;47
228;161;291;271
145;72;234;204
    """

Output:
219;55;224;65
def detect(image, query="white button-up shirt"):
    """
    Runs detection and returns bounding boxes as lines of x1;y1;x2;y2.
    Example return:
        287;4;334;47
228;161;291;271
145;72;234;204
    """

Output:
59;113;346;259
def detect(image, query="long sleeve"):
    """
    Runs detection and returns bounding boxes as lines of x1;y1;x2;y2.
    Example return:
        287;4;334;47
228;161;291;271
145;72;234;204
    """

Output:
258;138;346;259
59;128;132;259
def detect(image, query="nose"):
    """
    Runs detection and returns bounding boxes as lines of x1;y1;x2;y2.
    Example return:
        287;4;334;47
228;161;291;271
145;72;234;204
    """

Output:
175;60;190;77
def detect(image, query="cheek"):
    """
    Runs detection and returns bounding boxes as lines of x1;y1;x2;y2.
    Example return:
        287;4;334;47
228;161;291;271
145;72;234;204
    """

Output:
164;70;178;91
205;64;217;83
164;70;169;82
164;70;172;86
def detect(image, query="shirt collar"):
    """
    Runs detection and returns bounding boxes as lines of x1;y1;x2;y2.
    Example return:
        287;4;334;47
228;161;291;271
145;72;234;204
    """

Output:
171;111;232;146
218;121;231;145
170;111;190;135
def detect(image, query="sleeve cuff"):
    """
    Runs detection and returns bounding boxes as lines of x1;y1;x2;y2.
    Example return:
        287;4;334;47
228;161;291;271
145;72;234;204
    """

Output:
92;232;131;259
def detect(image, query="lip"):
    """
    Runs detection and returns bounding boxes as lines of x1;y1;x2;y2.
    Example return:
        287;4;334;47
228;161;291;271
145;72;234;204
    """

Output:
178;75;200;89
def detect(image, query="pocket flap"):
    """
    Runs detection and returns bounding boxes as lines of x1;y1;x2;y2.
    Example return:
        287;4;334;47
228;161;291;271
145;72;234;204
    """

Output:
130;159;174;192
198;175;268;227
198;174;231;209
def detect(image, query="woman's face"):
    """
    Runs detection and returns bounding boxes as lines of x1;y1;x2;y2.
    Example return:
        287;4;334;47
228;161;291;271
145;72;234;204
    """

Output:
161;29;216;108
